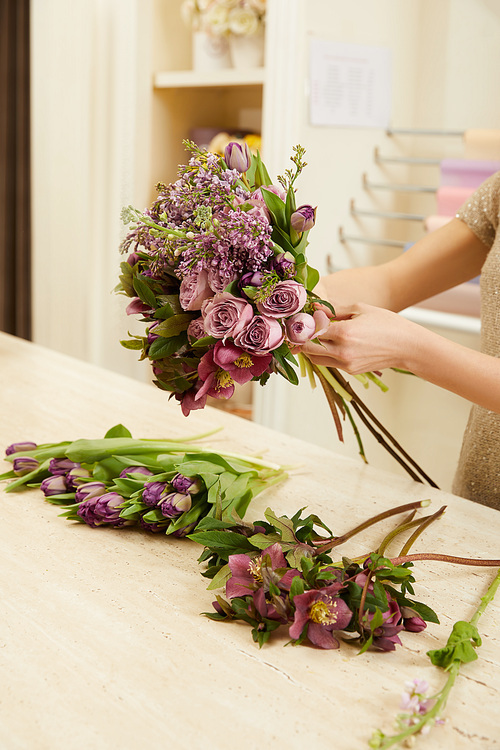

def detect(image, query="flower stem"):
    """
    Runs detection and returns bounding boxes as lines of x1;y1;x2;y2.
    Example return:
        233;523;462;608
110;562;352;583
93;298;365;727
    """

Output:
390;553;500;567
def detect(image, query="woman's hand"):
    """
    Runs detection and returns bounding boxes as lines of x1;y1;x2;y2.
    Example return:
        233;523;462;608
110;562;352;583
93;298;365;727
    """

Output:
302;303;424;374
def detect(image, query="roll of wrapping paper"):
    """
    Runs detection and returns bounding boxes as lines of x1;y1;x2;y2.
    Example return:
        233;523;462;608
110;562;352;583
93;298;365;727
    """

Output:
440;158;500;187
436;185;475;215
464;129;500;160
424;215;453;233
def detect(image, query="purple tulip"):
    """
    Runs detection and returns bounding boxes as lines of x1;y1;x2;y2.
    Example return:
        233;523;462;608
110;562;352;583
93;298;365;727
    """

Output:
75;481;107;502
171;473;202;494
159;492;192;518
77;492;126;528
49;458;80;476
141;481;170;507
12;456;40;476
171;522;197;538
118;466;154;478
272;252;295;279
5;441;37;456
66;467;92;490
40;474;68;496
224;141;251;173
290;204;316;233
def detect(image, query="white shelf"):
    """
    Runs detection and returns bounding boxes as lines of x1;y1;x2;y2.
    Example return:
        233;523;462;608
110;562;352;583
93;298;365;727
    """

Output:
154;68;266;89
401;306;481;334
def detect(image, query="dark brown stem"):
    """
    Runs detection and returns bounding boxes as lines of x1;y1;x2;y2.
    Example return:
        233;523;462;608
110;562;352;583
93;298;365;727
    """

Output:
390;553;500;567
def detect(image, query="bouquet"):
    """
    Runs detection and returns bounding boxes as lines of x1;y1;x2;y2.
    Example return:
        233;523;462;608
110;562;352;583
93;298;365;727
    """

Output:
118;140;437;487
181;0;266;37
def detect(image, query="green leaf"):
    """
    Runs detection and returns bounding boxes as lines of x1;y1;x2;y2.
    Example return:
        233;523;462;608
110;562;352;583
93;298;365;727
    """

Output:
263;508;297;543
427;620;482;669
306;264;320;292
104;424;132;439
260;188;287;232
148;333;187;360
289;575;305;602
206;563;232;591
133;275;157;309
120;338;144;350
154;313;192;338
188;529;255;557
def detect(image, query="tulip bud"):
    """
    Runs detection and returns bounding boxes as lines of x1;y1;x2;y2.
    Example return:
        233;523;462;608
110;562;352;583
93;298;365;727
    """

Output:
159;492;192;518
119;466;154;478
5;441;37;456
49;458;80;476
272;252;295;279
142;481;169;507
171;473;202;494
290;205;316;233
13;456;40;476
75;481;107;502
40;474;68;497
66;467;92;490
224;141;252;173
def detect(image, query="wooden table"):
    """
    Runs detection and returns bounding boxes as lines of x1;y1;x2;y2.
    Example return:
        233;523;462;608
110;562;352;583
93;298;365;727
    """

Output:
1;332;499;749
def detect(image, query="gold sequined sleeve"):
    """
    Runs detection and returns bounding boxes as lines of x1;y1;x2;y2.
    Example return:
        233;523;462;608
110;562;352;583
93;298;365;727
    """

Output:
456;170;500;249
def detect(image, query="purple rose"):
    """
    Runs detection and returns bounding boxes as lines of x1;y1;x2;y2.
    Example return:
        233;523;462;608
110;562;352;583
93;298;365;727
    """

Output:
171;473;202;494
40;474;67;496
77;492;127;528
5;441;37;456
75;481;107;502
233;315;284;353
187;317;206;343
224;141;251;172
202;292;254;341
256;281;307;319
12;456;39;476
207;267;238;294
290;204;316;232
159;492;192;518
179;269;212;311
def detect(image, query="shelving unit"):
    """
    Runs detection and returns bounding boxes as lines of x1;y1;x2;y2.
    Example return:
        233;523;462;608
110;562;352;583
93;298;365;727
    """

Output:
154;68;265;89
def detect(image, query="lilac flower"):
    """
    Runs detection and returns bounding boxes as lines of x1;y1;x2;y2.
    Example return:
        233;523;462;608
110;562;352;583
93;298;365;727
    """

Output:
75;481;107;502
171;473;202;493
290;204;316;233
40;475;67;496
289;584;353;649
77;492;127;528
233;315;284;353
224;141;252;173
12;456;40;476
159;492;192;518
118;466;154;478
202;292;253;341
5;441;37;456
49;458;80;476
226;543;299;599
141;481;170;507
256;280;307;319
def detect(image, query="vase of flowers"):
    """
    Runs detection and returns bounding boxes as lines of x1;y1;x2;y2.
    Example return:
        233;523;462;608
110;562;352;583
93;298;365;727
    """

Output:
181;0;266;70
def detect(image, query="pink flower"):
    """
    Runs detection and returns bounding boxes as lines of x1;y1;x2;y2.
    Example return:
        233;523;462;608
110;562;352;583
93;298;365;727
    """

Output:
195;349;236;401
285;309;330;345
256;280;307;318
179;269;213;311
175;382;208;416
226;543;299;599
234;315;284;353
289;584;352;649
202;292;254;340
212;341;272;384
126;297;151;316
290;204;316;232
187;317;206;342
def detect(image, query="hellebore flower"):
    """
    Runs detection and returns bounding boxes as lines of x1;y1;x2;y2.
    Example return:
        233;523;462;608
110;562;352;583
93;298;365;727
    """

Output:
12;456;40;476
159;492;192;518
256;280;307;319
49;458;80;476
290;204;316;233
171;473;202;494
40;474;67;496
125;297;151;316
289;584;352;649
224;141;251;173
141;481;170;507
365;597;405;651
5;441;37;456
175;381;208;417
401;606;427;633
75;481;107;502
212;341;272;384
196;349;236;401
77;492;127;528
226;543;299;599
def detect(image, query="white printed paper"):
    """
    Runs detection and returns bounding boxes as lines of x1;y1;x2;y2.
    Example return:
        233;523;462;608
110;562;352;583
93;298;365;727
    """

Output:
309;39;392;129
